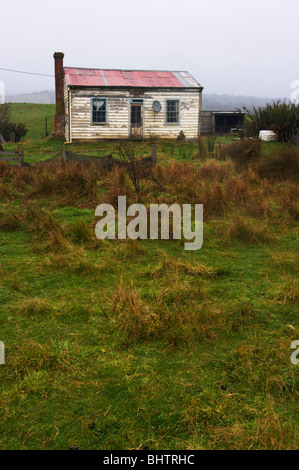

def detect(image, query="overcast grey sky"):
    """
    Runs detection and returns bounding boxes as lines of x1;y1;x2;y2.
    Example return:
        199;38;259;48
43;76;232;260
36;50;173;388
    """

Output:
1;0;298;98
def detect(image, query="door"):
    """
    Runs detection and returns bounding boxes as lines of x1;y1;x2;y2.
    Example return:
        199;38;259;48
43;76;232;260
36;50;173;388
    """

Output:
130;101;143;138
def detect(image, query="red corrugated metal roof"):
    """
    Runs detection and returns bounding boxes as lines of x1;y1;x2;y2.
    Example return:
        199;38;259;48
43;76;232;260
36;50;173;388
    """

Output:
64;67;200;88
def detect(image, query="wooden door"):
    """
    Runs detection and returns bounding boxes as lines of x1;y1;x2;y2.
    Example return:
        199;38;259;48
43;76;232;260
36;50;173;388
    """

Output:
130;103;143;138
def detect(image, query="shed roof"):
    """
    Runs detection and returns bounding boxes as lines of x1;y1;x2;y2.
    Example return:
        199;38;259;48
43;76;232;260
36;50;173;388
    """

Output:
64;67;201;89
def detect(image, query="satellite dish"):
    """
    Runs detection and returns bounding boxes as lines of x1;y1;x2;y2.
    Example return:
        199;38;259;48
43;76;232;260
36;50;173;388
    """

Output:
152;100;161;113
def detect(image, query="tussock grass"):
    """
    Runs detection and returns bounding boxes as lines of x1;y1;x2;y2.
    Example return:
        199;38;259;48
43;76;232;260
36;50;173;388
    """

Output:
4;339;70;381
111;278;225;345
278;183;299;221
225;214;274;244
198;160;230;182
273;276;299;305
43;250;102;276
200;182;227;220
15;297;53;316
65;218;93;244
150;252;225;279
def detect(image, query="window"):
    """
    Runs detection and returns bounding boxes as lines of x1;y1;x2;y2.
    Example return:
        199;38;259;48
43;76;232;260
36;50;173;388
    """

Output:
91;98;107;123
165;100;180;124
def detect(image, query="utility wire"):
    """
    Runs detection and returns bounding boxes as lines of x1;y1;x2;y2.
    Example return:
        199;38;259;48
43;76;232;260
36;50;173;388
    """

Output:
0;67;54;77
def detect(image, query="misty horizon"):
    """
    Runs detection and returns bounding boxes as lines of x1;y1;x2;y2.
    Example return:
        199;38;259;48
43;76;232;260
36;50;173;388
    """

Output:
1;0;298;100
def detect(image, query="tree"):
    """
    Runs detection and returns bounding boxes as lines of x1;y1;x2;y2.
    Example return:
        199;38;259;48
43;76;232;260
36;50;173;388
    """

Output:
244;100;299;143
0;103;28;142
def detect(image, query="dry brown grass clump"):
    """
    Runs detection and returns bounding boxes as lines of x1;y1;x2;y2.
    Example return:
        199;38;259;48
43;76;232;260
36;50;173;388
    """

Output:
245;190;273;218
223;138;262;169
43;250;102;276
225;214;273;244
0;212;21;231
207;411;296;450
256;147;299;180
155;163;200;202
150;252;223;279
16;297;53;316
101;166;131;207
0;161;12;178
278;183;299;221
198;160;230;182
111;275;225;345
225;177;252;204
273;276;299;304
65;218;93;244
24;161;104;205
200;182;227;219
5;339;70;380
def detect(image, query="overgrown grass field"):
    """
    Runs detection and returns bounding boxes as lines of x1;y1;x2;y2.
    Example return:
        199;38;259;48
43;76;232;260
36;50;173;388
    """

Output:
0;104;298;450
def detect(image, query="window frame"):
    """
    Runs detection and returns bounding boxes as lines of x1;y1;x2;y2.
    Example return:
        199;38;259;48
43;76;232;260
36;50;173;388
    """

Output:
164;99;181;125
90;97;108;125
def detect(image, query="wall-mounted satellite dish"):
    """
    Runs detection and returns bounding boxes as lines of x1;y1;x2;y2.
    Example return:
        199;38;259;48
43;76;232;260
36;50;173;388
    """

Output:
152;100;162;113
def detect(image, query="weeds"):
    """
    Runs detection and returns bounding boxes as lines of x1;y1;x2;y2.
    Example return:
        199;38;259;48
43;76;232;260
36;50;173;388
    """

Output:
224;138;262;169
256;147;299;180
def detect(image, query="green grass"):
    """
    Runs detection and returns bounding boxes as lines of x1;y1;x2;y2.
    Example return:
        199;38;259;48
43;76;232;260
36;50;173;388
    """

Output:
0;104;298;450
9;103;55;141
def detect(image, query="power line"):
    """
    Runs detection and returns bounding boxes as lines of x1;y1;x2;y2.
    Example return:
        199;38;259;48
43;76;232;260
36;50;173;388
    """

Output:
0;67;54;77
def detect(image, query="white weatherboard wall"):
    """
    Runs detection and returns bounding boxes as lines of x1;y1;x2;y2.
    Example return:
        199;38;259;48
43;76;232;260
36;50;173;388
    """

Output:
65;87;201;141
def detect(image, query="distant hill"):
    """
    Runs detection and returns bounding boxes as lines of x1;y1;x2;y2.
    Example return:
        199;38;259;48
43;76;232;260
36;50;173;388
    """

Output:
5;90;275;110
6;90;55;104
202;94;274;111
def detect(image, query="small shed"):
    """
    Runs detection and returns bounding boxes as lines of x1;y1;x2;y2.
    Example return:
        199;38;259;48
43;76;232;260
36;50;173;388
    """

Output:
53;53;204;142
201;111;245;135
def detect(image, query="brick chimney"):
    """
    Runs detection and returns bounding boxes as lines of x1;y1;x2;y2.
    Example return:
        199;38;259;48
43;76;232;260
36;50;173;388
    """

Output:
53;52;65;138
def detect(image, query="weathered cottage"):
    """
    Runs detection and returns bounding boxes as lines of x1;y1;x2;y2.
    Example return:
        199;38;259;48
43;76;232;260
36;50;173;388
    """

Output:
53;52;203;141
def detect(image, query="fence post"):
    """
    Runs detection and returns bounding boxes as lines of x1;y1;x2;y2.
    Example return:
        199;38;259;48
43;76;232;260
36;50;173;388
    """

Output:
18;146;24;167
61;148;66;163
151;144;156;167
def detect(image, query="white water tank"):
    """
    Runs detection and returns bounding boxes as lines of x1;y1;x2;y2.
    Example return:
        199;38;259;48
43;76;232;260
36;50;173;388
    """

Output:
259;130;278;141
